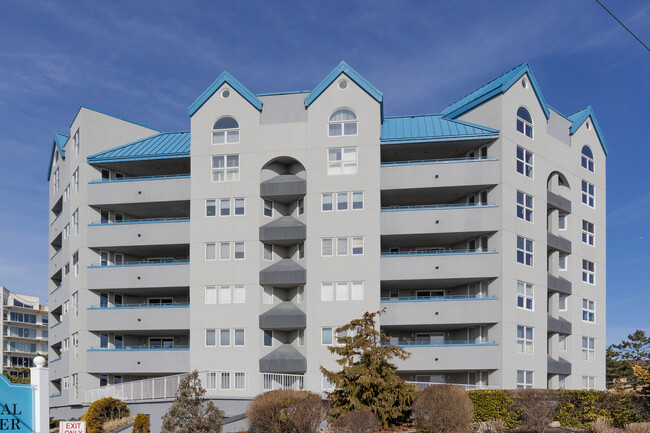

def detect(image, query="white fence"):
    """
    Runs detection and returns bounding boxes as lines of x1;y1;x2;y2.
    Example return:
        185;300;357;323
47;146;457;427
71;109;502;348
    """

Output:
85;371;498;403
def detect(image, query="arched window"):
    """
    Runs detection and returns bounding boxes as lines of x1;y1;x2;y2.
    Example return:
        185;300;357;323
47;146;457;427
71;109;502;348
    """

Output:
212;116;239;144
581;145;594;172
516;107;533;138
328;109;357;137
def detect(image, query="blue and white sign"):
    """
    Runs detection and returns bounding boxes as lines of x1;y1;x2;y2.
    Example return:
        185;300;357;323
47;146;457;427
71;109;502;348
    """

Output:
0;375;34;431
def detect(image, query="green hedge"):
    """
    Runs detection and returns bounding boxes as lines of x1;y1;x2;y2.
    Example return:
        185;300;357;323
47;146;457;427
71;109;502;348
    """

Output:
467;389;648;429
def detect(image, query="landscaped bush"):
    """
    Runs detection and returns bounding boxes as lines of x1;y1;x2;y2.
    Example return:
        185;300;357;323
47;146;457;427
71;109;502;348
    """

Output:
412;385;474;433
513;389;561;433
556;391;646;428
80;397;130;433
331;410;380;433
102;416;134;433
247;390;326;433
626;422;650;433
132;414;150;433
468;390;519;429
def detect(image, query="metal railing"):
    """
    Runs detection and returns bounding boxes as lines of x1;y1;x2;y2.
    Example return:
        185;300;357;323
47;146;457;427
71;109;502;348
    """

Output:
381;156;498;167
383;340;497;347
50;284;63;295
50;248;62;261
50;212;62;226
85;370;500;404
50;321;62;328
88;217;190;225
381;294;497;302
88;302;189;309
88;345;190;351
88;258;189;268
381;248;497;257
88;174;190;184
381;203;497;211
406;381;499;391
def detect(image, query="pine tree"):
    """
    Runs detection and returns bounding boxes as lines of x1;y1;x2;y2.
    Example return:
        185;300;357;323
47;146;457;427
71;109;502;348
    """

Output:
161;370;225;433
320;310;417;428
608;330;650;390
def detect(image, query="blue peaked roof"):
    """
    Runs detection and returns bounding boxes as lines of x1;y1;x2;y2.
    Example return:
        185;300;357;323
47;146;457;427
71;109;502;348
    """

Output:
47;133;70;180
305;61;383;111
442;62;550;120
567;106;608;156
188;71;263;116
87;132;190;164
381;115;499;144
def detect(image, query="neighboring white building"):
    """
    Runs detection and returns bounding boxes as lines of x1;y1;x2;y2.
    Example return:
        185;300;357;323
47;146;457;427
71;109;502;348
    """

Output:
0;286;48;379
46;62;607;423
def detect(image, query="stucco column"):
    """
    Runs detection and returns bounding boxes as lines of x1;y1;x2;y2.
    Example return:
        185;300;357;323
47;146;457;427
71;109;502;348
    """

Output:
30;356;49;433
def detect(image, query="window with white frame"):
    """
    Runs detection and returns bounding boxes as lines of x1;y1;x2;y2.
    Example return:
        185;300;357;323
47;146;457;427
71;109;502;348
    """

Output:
217;242;245;260
559;254;568;271
206;329;216;346
517;325;534;354
72;209;79;234
53;168;60;193
220;329;230;346
206;200;216;217
321;238;333;256
517;281;533;310
235;372;245;390
73;251;79;276
322;375;335;390
205;243;217;261
297;287;304;303
337;237;348;256
321;283;333;301
73;130;80;155
336;282;349;301
582;337;595;361
212;116;240;144
64;223;70;239
516;236;533;266
263;243;273;261
264;330;273;347
327;147;357;175
352;191;363;209
321;281;363;301
297;197;304;215
516;107;533;138
321;194;333;211
220;198;230;216
337;192;348;210
298;242;305;259
212;155;240;182
297;329;305;346
351;237;364;255
582;376;595;390
581;145;594;172
205;286;217;304
220;372;231;390
234;198;244;215
582;220;595;246
517;370;534;389
516;191;533;222
582;299;595;323
559;294;568;311
516;146;533;177
234;329;245;346
321;327;333;345
581;180;595;208
263;199;273;217
582;260;595;284
263;287;273;304
558;213;567;230
73;168;79;193
322;237;363;256
64;185;70;202
559;335;568;351
328;108;357;136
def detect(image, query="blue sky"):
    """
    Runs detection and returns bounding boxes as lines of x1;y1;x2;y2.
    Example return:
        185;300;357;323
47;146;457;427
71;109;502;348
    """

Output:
0;1;648;345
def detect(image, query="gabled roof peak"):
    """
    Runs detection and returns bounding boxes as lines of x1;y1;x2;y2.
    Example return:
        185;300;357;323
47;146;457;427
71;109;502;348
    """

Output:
47;133;70;180
188;71;263;116
567;106;608;155
70;106;161;132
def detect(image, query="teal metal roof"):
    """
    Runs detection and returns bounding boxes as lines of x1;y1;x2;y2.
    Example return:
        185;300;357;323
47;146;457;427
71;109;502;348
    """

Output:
567;106;608;156
381;115;499;144
188;71;262;116
87;132;190;164
47;133;70;180
305;61;383;115
442;62;550;120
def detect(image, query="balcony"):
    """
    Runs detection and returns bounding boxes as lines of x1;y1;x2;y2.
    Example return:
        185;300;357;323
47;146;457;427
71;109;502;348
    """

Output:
259;217;306;246
380;296;499;327
547;356;572;375
259;259;306;288
260;175;306;203
259;302;306;330
87;218;190;248
547;232;571;254
259;344;306;374
547;191;571;214
381;157;499;191
381;250;499;283
381;204;499;236
548;273;572;295
50;352;69;379
88;175;190;206
87;304;190;332
387;342;499;372
87;346;189;374
50;319;68;344
547;315;572;335
87;260;190;290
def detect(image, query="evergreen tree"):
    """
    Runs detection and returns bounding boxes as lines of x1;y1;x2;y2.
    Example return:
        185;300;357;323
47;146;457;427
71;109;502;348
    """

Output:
161;370;224;433
607;330;650;390
320;311;417;428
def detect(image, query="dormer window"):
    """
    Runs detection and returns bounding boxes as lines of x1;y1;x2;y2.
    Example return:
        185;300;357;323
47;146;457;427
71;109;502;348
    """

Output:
581;145;594;172
328;109;357;137
212;116;239;144
516;107;533;138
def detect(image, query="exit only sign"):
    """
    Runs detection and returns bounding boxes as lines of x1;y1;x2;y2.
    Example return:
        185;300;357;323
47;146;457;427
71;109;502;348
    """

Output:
60;421;86;433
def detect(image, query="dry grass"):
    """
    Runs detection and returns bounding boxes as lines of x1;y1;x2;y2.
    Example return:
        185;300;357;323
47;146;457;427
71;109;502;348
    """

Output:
625;423;650;433
102;416;134;433
590;418;617;433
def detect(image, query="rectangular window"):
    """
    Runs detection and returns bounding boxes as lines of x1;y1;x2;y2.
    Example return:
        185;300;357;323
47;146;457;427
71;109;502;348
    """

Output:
234;329;245;346
516;236;533;266
352;237;364;255
73;251;79;276
321;238;333;256
298;242;305;259
73;168;79;193
219;242;231;260
582;376;595;390
53;168;60;192
321;327;333;345
559;294;568;311
337;237;348;256
351;282;364;300
205;286;217;304
582;337;595;361
220;329;231;346
220;372;230;390
582;220;595;246
321;283;333;301
206;330;216;346
322;194;333;211
517;370;534;389
235;372;245;390
558;214;567;230
220;198;231;216
263;243;273;261
582;260;595;284
219;286;232;304
206;200;216;217
297;198;304;215
297;330;305;346
264;330;273;347
559;335;568;351
582;180;595;208
263;287;273;304
516;146;533;178
559;254;568;271
517;325;534;354
234;242;245;259
73;130;80;155
64;185;70;202
234;198;245;215
516;191;533;222
582;299;595;323
233;286;245;304
352;192;363;210
206;243;216;261
336;282;349;301
212;154;240;182
297;287;304;303
72;209;79;234
517;281;534;310
100;333;109;349
337;192;348;211
263;199;273;217
327;147;358;175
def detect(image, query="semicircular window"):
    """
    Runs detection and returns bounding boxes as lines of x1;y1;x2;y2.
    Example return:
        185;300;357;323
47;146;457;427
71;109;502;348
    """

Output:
212;116;240;144
581;145;594;172
516;107;533;138
328;108;358;137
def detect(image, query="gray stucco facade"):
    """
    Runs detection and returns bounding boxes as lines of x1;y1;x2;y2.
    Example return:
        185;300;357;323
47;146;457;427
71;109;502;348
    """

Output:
46;62;607;423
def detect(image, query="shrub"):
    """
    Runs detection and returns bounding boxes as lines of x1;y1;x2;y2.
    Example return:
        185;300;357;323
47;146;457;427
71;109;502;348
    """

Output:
412;385;474;433
556;391;646;428
247;390;326;433
626;423;650;433
132;414;150;433
102;416;134;433
331;410;380;433
513;389;561;433
591;417;617;433
468;390;519;429
81;397;130;433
